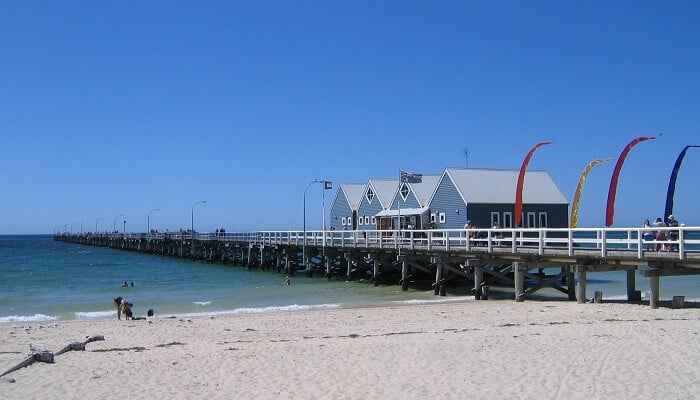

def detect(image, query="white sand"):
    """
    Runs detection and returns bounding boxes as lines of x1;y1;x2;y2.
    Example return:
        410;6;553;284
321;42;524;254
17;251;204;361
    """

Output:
1;300;698;400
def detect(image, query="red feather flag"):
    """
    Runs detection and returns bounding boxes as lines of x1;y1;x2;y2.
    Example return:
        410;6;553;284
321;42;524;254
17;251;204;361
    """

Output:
605;135;661;227
515;141;554;226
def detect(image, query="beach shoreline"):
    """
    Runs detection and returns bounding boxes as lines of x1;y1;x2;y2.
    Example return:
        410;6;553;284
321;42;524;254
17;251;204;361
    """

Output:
1;300;698;399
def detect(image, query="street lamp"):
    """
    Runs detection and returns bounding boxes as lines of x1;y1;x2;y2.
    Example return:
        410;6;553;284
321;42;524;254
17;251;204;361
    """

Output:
191;200;206;256
148;208;160;233
113;214;124;233
96;218;103;233
123;219;126;234
302;179;332;272
191;200;206;237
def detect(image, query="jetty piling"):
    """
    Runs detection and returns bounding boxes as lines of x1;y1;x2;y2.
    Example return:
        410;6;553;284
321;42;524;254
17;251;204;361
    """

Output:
53;226;700;308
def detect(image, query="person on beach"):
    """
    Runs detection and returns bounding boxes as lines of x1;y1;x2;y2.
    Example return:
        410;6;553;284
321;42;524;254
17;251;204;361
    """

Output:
113;297;133;320
114;296;124;319
123;301;133;320
284;275;291;286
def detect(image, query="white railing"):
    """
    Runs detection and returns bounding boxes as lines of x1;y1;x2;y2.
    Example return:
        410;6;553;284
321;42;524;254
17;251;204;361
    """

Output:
69;226;700;262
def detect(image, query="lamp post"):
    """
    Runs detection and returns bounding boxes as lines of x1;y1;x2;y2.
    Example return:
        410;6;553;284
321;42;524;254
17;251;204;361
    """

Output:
191;200;206;256
148;208;159;233
320;180;332;266
96;218;103;233
302;179;332;275
113;214;124;233
123;219;126;234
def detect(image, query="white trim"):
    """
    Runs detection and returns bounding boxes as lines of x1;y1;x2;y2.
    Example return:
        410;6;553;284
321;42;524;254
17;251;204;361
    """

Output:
365;188;375;204
490;212;500;226
503;212;513;228
527;212;536;228
400;182;410;201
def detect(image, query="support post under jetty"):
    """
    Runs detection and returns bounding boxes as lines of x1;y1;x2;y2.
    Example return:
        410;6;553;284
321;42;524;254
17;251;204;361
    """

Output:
52;232;700;309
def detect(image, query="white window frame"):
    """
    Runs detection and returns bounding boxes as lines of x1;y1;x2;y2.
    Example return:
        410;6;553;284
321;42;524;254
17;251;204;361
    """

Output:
439;212;446;224
366;188;375;204
527;212;537;228
430;213;436;223
538;212;548;228
359;216;364;226
364;216;370;225
341;217;346;226
400;183;410;201
371;216;376;225
490;212;500;227
502;212;513;228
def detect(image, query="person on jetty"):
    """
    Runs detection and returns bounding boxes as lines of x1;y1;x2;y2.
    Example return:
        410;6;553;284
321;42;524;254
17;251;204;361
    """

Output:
667;215;680;251
642;219;655;251
653;217;666;251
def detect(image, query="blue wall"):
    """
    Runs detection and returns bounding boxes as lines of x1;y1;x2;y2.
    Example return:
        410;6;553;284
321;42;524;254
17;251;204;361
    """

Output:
329;190;354;230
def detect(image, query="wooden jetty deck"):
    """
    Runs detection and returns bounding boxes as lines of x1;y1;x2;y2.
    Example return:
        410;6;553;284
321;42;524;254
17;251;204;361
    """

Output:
54;225;700;309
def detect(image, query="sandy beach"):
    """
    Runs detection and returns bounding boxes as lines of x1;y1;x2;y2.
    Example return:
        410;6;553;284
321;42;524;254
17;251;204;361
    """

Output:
1;300;698;400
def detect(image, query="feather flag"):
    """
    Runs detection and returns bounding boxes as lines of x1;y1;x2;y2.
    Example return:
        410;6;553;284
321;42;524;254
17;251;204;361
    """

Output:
514;141;554;226
664;145;699;220
605;135;661;227
570;158;612;228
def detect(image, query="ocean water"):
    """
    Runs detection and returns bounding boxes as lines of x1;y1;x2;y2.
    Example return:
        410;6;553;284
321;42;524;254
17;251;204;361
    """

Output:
1;235;698;323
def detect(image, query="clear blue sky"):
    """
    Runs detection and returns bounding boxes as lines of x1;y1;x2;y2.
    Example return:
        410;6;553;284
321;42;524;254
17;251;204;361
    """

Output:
2;1;699;234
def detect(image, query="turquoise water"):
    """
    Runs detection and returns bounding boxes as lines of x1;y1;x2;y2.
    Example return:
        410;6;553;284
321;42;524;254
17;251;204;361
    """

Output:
1;235;698;323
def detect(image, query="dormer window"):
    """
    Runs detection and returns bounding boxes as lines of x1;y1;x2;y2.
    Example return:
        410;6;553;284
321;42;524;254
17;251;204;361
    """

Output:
366;187;375;203
400;183;410;201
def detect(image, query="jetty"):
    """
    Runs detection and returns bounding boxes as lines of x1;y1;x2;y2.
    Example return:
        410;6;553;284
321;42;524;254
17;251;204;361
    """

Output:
54;225;700;309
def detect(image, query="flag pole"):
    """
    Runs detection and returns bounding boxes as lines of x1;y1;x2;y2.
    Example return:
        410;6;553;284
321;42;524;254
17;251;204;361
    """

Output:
398;169;402;257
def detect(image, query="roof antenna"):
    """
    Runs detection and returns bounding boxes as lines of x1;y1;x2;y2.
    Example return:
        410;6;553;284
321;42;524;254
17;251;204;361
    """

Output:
463;147;469;168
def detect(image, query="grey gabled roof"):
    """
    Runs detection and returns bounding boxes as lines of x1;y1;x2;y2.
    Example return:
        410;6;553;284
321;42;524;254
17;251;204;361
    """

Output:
408;174;441;206
368;179;400;209
340;183;366;211
442;168;568;204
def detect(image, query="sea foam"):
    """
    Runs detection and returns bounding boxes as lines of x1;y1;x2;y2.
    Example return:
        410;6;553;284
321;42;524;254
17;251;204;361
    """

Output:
175;303;341;319
0;314;58;323
75;310;115;319
396;296;474;306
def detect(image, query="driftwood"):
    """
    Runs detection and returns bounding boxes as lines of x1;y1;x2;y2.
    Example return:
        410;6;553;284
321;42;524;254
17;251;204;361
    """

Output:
55;334;105;356
0;351;54;378
0;334;105;378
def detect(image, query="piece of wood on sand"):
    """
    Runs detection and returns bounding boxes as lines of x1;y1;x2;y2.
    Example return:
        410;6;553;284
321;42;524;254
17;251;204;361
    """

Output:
0;334;105;378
